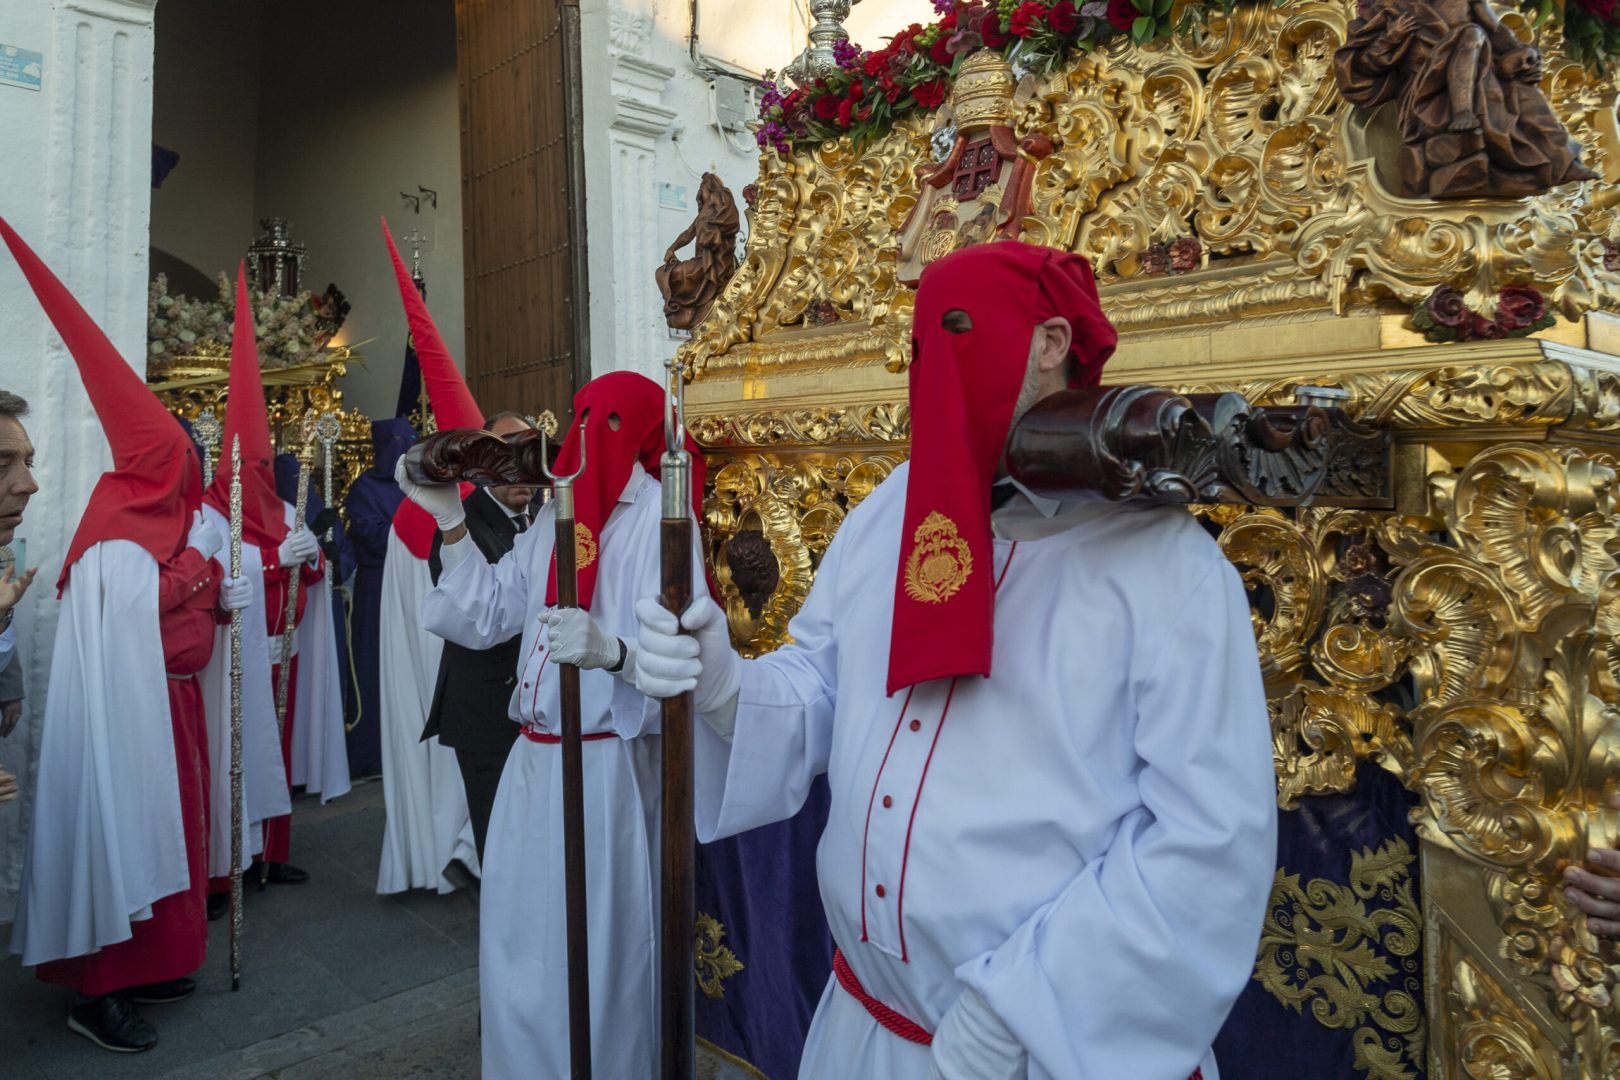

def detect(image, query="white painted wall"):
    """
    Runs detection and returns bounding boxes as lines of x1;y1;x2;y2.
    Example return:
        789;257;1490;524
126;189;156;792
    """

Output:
0;0;160;927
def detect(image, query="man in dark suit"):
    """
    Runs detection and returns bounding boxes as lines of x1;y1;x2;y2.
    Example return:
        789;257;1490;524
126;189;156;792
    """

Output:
425;412;538;860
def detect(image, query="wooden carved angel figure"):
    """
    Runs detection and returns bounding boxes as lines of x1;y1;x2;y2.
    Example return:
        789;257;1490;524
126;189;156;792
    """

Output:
896;50;1054;285
1333;0;1597;199
657;172;741;331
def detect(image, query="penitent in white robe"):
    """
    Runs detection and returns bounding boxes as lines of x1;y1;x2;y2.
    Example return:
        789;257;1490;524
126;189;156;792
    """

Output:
692;463;1277;1080
376;528;478;895
423;464;702;1080
197;503;350;878
11;542;185;965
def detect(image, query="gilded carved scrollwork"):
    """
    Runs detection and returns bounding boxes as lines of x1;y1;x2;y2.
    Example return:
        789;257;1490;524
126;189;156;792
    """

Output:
1207;440;1620;1062
681;2;1620;383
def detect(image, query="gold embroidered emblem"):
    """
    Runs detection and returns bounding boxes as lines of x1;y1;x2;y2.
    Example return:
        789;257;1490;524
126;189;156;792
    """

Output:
693;912;745;1000
575;524;598;571
904;511;973;604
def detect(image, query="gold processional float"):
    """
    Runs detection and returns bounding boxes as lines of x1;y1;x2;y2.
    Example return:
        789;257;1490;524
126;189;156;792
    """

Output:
673;1;1620;1076
144;1;1620;1073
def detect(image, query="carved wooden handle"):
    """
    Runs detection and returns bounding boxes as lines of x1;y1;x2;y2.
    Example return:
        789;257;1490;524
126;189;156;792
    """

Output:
1006;386;1388;508
404;428;554;486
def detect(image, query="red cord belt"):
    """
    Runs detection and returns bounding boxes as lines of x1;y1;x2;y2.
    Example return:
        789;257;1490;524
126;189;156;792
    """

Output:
832;948;1204;1079
520;728;617;745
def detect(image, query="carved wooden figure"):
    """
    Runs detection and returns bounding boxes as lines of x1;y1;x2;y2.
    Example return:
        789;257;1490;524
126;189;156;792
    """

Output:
1333;0;1597;199
657;173;741;331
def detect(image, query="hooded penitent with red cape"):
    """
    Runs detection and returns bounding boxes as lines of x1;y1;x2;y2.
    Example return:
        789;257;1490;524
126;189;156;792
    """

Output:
634;241;1277;1080
2;218;226;1029
375;219;479;895
414;370;708;1078
199;268;348;894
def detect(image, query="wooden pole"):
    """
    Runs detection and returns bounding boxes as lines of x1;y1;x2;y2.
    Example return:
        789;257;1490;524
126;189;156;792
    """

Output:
659;364;696;1080
545;425;593;1080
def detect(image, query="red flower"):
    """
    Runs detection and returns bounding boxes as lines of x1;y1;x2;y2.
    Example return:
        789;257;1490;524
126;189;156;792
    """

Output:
814;94;841;121
913;78;950;109
1009;1;1048;38
1494;285;1548;332
1106;0;1139;31
1169;237;1202;272
1584;0;1619;21
981;19;1011;47
938;9;959;32
884;82;904;103
836;97;856;128
1047;1;1080;33
863;50;891;77
1457;311;1503;342
847;79;865;100
930;34;955;65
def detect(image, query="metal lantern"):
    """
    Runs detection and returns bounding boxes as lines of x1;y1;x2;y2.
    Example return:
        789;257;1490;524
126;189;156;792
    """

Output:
247;217;307;299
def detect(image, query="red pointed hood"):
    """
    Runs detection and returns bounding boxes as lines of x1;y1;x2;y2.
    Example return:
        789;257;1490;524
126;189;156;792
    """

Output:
542;372;708;611
382;217;482;559
0;216;204;592
204;265;289;549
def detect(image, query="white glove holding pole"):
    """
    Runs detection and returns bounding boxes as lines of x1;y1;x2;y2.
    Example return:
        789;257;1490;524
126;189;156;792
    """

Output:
220;575;254;612
540;607;635;675
633;595;741;735
394;450;465;531
187;509;225;561
277;527;320;568
927;986;1027;1080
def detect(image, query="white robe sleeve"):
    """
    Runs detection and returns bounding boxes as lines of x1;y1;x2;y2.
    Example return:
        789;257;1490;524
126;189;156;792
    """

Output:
421;526;537;650
692;520;844;843
0;621;14;673
956;557;1278;1080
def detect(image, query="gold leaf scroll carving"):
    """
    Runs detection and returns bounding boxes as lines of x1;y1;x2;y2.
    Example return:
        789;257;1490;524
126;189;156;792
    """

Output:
1255;837;1425;1080
680;2;1620;385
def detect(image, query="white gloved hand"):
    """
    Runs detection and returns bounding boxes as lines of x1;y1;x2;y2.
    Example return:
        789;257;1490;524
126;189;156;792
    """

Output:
187;510;225;561
927;987;1027;1080
540;607;629;672
633;595;741;716
394;450;465;531
220;575;254;612
278;528;320;568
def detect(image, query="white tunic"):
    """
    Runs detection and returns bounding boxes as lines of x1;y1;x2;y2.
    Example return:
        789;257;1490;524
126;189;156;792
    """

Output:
423;464;698;1080
11;542;186;965
694;463;1277;1080
375;530;479;894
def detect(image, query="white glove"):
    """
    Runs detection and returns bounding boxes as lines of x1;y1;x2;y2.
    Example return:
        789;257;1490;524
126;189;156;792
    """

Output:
278;528;320;568
540;607;632;673
928;987;1027;1080
394;450;465;531
187;510;225;561
633;595;741;717
220;575;253;612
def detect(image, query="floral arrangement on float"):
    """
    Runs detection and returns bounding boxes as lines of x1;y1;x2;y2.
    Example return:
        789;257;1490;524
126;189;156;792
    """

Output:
148;273;350;369
757;0;1620;154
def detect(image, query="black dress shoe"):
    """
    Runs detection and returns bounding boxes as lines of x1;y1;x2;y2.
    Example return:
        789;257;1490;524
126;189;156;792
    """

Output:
129;977;196;1004
67;994;158;1053
266;862;309;885
207;893;228;921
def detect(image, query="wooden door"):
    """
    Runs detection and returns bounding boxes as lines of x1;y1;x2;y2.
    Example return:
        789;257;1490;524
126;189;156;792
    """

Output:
454;0;588;421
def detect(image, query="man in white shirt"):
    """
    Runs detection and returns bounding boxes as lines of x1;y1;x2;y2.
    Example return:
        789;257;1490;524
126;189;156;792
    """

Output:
634;241;1277;1080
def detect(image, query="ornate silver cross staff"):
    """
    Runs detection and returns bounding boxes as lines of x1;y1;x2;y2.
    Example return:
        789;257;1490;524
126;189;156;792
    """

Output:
227;436;246;990
194;408;223;488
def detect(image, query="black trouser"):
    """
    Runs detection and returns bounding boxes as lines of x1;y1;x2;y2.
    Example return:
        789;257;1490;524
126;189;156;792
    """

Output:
455;748;510;864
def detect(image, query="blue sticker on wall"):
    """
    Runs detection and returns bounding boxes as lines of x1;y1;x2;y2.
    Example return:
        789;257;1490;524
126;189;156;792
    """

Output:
0;45;42;92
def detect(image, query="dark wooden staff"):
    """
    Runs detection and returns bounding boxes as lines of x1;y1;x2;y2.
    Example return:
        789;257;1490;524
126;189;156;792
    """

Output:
659;361;696;1080
543;422;593;1080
